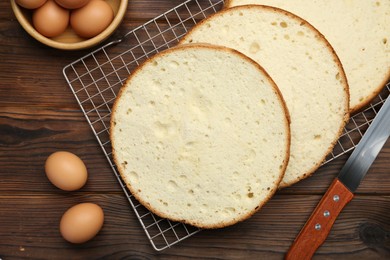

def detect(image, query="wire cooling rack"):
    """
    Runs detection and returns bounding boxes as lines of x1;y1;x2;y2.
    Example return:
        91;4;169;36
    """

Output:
324;84;389;164
63;0;390;251
63;0;224;251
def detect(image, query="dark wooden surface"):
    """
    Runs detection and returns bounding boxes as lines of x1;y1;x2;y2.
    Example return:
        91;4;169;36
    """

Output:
1;0;389;259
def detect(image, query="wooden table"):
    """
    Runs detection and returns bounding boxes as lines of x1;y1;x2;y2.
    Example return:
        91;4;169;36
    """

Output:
1;0;389;259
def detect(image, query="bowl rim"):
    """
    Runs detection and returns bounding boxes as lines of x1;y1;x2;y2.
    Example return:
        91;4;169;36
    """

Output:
10;0;128;50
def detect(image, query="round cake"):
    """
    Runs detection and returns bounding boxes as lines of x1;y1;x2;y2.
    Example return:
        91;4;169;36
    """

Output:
179;6;349;187
111;44;290;228
225;0;390;113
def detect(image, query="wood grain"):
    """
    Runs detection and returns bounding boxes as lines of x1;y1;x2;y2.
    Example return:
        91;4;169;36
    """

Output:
286;179;355;260
0;0;389;259
0;194;388;259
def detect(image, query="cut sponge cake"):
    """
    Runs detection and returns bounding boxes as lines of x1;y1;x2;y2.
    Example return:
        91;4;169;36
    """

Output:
110;44;290;229
225;0;390;113
180;6;349;187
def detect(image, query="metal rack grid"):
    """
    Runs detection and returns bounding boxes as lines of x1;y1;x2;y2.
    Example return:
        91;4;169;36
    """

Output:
324;84;389;164
63;0;389;251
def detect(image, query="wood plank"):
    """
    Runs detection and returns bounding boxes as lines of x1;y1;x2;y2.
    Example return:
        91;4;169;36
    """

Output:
0;194;388;259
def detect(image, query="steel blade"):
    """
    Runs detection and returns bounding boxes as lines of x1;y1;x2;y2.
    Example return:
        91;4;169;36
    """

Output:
338;95;390;192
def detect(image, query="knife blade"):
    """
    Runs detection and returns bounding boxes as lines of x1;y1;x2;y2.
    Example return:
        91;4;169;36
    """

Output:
286;95;390;260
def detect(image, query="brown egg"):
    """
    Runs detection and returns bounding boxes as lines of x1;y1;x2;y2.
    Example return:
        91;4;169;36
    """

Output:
55;0;90;9
70;0;114;38
32;0;69;38
16;0;47;9
60;203;104;243
45;151;88;191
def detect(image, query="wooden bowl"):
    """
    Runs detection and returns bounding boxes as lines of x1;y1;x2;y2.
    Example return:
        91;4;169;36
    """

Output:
11;0;128;50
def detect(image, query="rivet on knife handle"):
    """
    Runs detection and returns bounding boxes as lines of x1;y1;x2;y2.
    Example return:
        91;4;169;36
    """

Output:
285;178;354;260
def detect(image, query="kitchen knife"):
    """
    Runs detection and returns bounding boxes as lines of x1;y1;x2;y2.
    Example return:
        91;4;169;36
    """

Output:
286;95;390;260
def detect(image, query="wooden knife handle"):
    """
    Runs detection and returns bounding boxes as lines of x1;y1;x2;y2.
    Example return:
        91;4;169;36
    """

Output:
285;178;354;260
